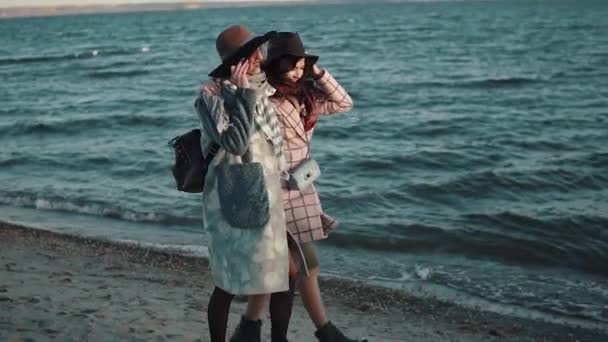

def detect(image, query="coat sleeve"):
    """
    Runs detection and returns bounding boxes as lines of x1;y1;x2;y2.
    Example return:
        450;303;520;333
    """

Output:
312;70;353;116
195;85;259;156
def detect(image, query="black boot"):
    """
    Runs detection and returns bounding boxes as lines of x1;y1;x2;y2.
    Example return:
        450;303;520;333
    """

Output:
315;321;368;342
230;316;262;342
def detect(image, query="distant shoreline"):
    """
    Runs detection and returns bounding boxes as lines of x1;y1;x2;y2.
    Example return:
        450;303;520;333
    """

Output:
0;1;327;19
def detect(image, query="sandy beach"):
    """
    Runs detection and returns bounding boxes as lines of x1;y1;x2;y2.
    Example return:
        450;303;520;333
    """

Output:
0;221;606;342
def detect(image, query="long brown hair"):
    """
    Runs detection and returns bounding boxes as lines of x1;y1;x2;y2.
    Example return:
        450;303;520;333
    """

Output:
263;55;320;132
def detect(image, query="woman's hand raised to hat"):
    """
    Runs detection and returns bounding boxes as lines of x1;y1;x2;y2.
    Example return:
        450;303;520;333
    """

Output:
230;59;250;89
311;64;325;80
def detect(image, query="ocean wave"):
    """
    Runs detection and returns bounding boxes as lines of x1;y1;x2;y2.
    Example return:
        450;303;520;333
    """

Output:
85;60;135;70
0;54;91;65
0;153;108;169
492;137;580;152
109;162;168;177
0;154;28;167
463;212;608;240
588;152;608;168
544;151;608;169
395;77;544;89
0;192;199;226
465;77;543;88
0;149;170;175
407;168;608;199
0;48;138;66
1;114;175;136
326;214;608;276
352;150;503;172
87;69;151;79
462;212;608;274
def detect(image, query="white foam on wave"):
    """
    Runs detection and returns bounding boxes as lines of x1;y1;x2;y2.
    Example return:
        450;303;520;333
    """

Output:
141;46;150;53
32;197;107;217
415;265;433;280
368;271;413;282
5;195;173;225
34;198;51;209
35;198;83;213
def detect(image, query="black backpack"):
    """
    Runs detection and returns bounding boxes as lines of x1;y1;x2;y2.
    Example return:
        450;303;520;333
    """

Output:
168;129;219;193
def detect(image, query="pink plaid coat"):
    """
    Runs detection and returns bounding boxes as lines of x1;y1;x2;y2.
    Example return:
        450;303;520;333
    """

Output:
271;70;353;243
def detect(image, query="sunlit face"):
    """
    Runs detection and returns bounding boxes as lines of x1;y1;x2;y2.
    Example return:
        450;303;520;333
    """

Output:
282;58;305;84
246;48;263;75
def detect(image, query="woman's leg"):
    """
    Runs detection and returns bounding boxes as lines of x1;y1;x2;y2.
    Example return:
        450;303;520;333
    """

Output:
298;243;365;342
269;276;296;342
208;286;235;342
296;242;327;328
298;266;328;328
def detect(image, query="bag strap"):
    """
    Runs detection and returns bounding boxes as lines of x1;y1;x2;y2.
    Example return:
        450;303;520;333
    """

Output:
207;142;220;159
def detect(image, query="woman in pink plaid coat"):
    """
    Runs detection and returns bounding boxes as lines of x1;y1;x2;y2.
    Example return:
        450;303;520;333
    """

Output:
263;32;365;342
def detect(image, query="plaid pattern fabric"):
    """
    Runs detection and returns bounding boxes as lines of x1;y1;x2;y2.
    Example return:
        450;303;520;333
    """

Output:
311;70;353;115
281;183;338;243
272;70;352;243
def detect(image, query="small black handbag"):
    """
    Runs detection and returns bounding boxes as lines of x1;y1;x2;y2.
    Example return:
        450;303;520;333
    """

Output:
168;129;219;193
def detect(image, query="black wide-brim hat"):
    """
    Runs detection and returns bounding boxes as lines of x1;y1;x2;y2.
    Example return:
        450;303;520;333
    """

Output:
262;31;318;68
208;26;276;78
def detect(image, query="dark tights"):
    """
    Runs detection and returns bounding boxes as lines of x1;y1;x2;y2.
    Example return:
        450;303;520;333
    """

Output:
208;277;296;342
269;276;296;342
208;286;235;342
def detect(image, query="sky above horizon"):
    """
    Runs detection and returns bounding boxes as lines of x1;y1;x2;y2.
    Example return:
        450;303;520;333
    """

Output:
0;0;298;8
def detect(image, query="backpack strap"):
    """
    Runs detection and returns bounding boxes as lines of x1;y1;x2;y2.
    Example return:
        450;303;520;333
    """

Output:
207;142;220;159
